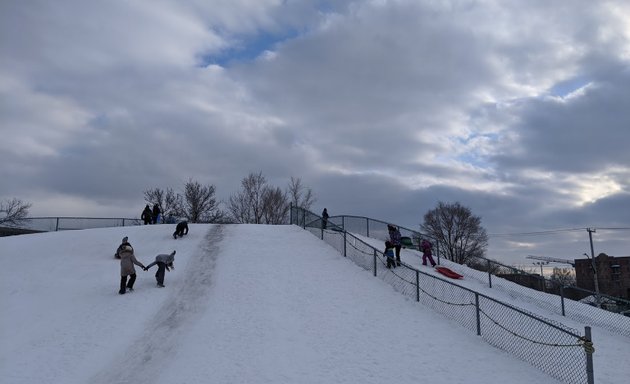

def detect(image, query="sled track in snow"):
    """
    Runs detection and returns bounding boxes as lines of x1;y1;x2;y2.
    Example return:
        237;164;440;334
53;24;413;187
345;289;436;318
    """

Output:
90;225;223;384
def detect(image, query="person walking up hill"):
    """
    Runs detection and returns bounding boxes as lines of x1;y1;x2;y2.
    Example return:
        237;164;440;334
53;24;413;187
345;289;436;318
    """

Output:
118;243;145;294
144;251;176;288
388;225;402;266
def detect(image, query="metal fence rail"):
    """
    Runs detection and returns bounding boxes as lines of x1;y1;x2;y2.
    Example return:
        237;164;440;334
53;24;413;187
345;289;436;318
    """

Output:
17;217;141;232
291;206;594;384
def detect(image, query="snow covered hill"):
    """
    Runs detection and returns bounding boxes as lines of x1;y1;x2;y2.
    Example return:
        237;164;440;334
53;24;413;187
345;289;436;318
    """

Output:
1;224;627;384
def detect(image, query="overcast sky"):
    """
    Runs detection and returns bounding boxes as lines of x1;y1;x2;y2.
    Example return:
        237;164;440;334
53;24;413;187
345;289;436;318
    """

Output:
1;0;629;264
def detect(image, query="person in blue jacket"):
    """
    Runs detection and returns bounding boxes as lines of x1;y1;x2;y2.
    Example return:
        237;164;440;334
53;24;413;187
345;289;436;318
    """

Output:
144;250;175;287
384;241;396;269
388;224;402;266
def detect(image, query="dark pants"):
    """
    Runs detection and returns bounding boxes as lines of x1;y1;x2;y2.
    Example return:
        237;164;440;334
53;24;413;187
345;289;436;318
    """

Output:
395;245;401;265
386;257;396;269
155;262;166;285
423;253;436;266
119;274;136;294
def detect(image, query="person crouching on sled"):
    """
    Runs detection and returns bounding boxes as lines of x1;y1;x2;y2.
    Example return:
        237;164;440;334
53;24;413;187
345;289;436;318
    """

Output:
144;250;175;288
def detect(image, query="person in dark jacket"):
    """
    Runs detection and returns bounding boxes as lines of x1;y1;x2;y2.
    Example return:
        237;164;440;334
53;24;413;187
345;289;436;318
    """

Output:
152;204;161;224
173;221;189;239
421;239;436;267
144;251;175;287
321;208;329;229
118;243;145;294
114;236;131;259
141;204;153;225
388;224;402;266
384;241;396;269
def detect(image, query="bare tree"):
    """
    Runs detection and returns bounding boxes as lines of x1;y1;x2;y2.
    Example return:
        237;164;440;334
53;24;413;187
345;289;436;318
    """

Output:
262;186;290;224
0;198;32;227
228;172;267;224
549;267;576;287
182;179;224;223
144;187;181;220
287;177;316;210
421;201;488;264
466;256;503;274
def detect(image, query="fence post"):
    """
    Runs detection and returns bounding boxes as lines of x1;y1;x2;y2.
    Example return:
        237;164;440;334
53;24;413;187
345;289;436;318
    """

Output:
416;270;420;302
475;293;481;336
585;326;595;384
373;249;377;277
342;216;345;232
366;218;370;237
343;231;347;257
560;286;566;316
55;217;60;231
487;259;493;288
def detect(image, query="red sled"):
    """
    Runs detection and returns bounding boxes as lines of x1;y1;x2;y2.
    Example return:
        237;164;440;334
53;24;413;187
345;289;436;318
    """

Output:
435;266;463;279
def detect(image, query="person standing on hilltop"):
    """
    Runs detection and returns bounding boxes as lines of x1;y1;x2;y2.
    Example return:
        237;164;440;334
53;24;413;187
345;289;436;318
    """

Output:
141;204;153;225
322;208;329;229
152;204;161;224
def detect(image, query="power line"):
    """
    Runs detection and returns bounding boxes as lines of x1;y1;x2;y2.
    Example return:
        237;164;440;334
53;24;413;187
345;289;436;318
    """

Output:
595;227;630;231
488;228;585;237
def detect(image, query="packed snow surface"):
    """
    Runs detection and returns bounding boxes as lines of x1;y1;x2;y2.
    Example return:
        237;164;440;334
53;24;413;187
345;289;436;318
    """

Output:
1;224;628;383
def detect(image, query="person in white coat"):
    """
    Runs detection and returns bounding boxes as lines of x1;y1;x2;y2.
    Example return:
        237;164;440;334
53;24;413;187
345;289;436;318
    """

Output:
118;244;145;294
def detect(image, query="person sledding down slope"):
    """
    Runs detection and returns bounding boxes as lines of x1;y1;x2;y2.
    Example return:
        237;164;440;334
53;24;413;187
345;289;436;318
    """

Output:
144;251;175;288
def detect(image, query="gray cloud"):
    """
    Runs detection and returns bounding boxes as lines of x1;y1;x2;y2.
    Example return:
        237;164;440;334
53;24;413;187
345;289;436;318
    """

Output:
1;0;629;263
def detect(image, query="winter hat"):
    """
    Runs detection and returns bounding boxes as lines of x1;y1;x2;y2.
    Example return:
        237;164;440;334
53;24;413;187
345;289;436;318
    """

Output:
122;236;128;243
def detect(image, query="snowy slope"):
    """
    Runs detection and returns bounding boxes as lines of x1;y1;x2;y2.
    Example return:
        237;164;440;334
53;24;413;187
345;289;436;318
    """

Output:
1;224;627;384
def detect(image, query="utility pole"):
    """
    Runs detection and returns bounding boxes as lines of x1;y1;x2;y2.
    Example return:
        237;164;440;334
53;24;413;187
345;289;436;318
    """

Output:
586;228;601;307
532;261;548;276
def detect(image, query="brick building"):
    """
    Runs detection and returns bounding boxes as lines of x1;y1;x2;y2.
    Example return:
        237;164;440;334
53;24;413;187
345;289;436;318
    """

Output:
574;253;630;299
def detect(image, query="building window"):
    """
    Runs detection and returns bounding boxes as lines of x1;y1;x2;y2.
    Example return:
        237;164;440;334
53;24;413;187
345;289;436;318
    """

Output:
611;265;621;281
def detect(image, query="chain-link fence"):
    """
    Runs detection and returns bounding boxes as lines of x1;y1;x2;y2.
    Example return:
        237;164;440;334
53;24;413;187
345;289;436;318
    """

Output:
311;211;630;340
15;217;141;232
291;206;595;384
